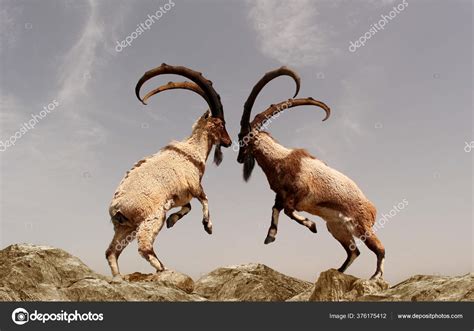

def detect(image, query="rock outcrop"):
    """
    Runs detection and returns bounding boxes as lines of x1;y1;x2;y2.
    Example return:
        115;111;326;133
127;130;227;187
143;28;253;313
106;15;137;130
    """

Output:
361;274;474;301
0;244;472;302
287;269;473;302
306;269;389;301
194;263;312;301
0;244;203;301
123;270;195;294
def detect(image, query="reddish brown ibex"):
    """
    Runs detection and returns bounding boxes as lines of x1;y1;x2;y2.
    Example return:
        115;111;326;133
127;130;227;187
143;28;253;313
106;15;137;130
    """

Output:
237;67;385;279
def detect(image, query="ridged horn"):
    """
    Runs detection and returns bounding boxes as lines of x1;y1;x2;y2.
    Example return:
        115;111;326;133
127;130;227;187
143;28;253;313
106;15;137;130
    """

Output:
251;97;331;130
141;81;209;105
135;63;224;120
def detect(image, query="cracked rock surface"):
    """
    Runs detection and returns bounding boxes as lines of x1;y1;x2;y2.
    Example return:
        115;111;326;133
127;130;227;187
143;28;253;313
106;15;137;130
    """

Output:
0;244;203;301
1;244;472;302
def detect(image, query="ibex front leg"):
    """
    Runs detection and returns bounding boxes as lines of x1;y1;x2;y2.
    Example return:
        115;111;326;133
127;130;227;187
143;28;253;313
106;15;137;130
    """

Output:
166;203;192;228
195;185;212;234
264;195;283;244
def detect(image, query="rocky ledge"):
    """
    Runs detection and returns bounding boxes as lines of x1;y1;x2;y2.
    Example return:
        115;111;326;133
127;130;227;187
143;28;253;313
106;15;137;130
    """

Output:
0;244;472;302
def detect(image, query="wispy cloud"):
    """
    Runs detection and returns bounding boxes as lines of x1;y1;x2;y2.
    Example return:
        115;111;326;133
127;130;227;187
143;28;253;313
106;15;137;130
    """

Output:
246;0;402;67
0;0;110;168
367;0;397;4
1;0;133;167
336;65;389;144
246;0;337;67
290;66;385;151
57;0;103;108
338;79;367;139
0;90;49;159
0;5;21;54
0;92;22;127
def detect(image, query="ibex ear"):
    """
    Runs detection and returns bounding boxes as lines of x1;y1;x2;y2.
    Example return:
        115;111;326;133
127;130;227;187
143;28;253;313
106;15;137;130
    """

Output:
202;110;211;119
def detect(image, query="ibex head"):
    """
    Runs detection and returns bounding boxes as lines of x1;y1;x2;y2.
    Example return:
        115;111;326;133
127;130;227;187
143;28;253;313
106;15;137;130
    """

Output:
237;67;330;181
192;110;231;164
237;67;300;180
135;63;231;165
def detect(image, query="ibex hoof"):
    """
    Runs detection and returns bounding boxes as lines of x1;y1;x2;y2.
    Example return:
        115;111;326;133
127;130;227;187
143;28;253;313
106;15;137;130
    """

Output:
203;222;213;235
308;222;317;233
370;271;383;280
264;236;275;244
111;275;123;283
166;214;179;228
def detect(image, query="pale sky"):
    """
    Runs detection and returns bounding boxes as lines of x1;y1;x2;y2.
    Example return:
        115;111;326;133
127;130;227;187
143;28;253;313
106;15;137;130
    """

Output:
0;0;472;284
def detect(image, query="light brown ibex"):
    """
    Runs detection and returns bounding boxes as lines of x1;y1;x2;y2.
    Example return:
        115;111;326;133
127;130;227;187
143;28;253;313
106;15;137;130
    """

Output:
106;64;231;278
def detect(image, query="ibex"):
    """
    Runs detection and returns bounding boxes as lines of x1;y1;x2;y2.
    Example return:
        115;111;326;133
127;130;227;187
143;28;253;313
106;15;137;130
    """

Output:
237;67;385;279
106;64;231;278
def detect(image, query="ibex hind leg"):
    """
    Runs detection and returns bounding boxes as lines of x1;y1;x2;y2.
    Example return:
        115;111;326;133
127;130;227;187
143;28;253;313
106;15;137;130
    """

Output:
137;213;166;272
359;228;385;279
105;222;137;277
326;221;360;273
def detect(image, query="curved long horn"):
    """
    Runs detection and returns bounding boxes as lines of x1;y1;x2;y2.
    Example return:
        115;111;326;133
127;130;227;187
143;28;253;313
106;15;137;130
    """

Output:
251;97;331;130
135;63;224;120
240;66;300;133
142;81;209;105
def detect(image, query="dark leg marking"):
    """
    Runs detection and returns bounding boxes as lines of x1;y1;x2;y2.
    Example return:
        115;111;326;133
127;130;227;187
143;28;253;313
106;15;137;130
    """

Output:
284;208;317;233
166;203;192;228
362;230;385;279
326;222;359;274
194;185;212;235
264;195;284;244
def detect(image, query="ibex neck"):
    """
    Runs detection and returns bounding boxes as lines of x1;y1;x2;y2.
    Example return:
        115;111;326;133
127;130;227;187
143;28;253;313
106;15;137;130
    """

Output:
253;132;291;174
184;130;213;163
